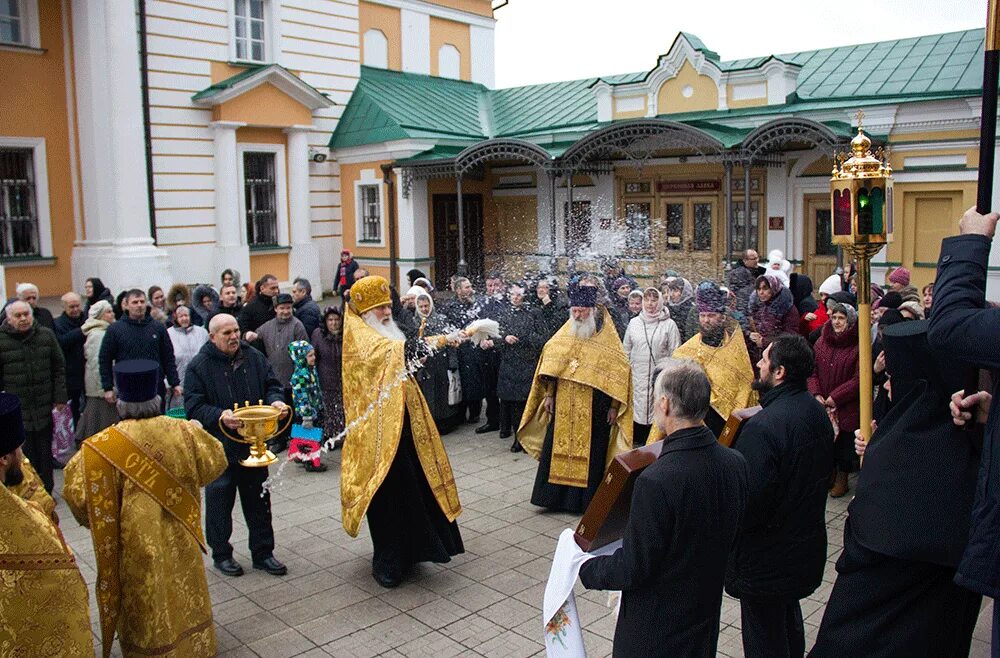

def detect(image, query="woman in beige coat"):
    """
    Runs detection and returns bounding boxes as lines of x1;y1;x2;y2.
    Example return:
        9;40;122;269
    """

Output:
74;300;119;441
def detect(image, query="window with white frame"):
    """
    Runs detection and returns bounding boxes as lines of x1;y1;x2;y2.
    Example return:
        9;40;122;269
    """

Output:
363;29;388;68
0;148;40;257
438;44;460;79
243;152;278;246
358;184;382;243
233;0;267;63
0;0;22;45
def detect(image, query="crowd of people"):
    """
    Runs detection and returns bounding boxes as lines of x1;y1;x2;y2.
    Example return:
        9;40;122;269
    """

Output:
2;214;998;657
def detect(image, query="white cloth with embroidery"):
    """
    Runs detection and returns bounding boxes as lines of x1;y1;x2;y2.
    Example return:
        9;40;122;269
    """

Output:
543;528;622;657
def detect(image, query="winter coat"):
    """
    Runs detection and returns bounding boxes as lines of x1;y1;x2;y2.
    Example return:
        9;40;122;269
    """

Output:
927;234;1000;597
579;426;748;657
238;293;276;335
190;284;219;327
288;340;324;420
725;383;834;600
336;258;359;296
442;296;487;402
414;305;460;423
748;285;800;346
808;321;860;434
255;316;308;387
81;318;110;397
788;273;818;315
667;298;695;343
623;312;680;424
183;341;284;464
310;327;343;402
0;321;67;431
293;297;322;337
53;312;86;392
98;315;180;392
496;304;542;402
726;265;757;317
534;297;567;342
800;302;828;338
167;324;209;390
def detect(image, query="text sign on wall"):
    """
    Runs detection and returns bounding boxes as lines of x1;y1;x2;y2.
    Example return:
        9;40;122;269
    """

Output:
656;180;721;194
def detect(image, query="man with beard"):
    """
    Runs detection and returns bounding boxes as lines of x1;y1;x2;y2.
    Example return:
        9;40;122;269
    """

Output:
518;284;633;513
0;393;94;656
672;281;757;436
341;275;463;588
725;335;834;658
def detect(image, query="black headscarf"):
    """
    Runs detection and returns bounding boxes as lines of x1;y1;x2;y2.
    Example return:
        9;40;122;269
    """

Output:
86;277;110;306
320;305;342;338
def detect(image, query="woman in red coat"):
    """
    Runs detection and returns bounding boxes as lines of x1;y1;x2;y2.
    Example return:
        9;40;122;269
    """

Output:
808;302;860;497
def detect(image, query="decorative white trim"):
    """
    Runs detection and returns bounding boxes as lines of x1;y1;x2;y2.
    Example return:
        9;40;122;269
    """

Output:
891;170;978;182
614;96;645;113
730;82;766;101
354;168;386;247
363;28;389;68
889;139;978;152
236;142;289;247
227;0;282;66
331;138;439;164
437;43;461;79
364;0;496;29
0;136;52;259
401;8;431;75
902;154;968;168
61;0;81;243
193;65;332;110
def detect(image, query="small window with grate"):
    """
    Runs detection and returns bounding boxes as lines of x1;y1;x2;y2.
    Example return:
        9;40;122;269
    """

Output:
243;152;277;247
234;0;266;63
0;148;40;258
358;184;382;243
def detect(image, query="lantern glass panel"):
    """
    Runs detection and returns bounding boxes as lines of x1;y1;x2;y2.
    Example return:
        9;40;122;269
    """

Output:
886;186;894;234
857;188;873;234
869;186;884;235
833;189;852;236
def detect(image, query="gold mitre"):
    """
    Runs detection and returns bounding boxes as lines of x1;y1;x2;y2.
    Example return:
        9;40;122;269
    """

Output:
350;275;392;314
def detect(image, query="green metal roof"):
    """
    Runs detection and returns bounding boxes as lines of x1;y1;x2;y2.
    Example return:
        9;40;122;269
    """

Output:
329;28;985;153
192;65;269;101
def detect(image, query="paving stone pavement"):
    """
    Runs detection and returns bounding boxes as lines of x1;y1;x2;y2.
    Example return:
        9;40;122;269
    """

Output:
54;421;993;657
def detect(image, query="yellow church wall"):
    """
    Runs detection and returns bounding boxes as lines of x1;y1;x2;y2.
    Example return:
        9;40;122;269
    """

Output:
656;61;718;115
888;129;980;143
359;1;402;71
430;16;471;80
249;252;289;283
213;83;313;127
339;160;392;262
425;0;494;18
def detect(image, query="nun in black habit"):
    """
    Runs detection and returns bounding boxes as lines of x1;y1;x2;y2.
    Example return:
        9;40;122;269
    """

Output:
809;320;983;658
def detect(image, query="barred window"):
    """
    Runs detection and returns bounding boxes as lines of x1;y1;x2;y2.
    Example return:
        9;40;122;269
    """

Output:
358;184;381;243
243;152;277;246
0;149;40;258
0;0;21;45
234;0;266;62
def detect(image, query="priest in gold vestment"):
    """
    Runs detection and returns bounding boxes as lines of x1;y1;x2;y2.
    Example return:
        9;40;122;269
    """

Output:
64;360;227;658
519;284;633;513
670;282;757;436
0;392;94;658
341;275;463;589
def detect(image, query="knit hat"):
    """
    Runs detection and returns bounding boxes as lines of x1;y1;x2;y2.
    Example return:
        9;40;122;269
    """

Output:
695;281;726;313
818;274;842;297
568;286;597;308
113;359;160;403
350;275;392;314
612;277;631;292
88;299;113;320
888;267;911;287
0;393;25;456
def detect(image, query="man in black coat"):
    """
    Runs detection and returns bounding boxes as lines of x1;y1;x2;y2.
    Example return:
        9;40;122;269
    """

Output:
209;283;243;323
726;334;834;658
580;360;749;658
442;276;487;424
53;292;86;424
98;289;180;407
925;206;1000;646
238;274;278;341
184;313;289;578
496;282;542;450
474;272;508;435
291;277;321;337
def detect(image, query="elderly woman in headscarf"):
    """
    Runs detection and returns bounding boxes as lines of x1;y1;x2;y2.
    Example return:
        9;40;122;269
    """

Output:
75;300;119;441
808;301;860;498
166;283;193;327
311;306;345;446
663;277;695;343
623;287;680;446
533;277;565;342
747;274;800;366
412;289;463;435
166;305;208;409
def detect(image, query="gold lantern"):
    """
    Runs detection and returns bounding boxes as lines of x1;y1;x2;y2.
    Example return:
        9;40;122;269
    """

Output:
830;110;893;452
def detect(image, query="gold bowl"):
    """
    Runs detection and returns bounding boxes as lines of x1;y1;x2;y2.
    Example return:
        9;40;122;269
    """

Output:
218;401;291;467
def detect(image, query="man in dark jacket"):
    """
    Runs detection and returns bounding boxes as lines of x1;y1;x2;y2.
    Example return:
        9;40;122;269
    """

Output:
54;292;86;424
209;283;243;322
473;272;508;435
580;360;749;657
442;276;487;424
926;206;1000;646
184;313;289;578
291;277;321;337
10;283;55;330
238;274;278;340
98;289;180;407
726;334;833;658
0;301;67;491
496;282;541;450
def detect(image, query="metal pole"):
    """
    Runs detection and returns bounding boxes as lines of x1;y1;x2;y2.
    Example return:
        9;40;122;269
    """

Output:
456;175;467;275
854;248;875;454
724;160;733;268
549;172;558;273
743;163;752;253
566;172;575;272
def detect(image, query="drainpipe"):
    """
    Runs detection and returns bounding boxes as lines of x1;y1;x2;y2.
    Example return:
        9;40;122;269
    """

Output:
138;0;157;243
380;164;399;290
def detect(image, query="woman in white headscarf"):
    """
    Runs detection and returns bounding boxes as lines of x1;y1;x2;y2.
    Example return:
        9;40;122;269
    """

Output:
623;288;680;446
75;300;120;441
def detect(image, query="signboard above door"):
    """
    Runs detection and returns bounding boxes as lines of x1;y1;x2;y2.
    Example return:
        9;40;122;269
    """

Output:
657;180;721;194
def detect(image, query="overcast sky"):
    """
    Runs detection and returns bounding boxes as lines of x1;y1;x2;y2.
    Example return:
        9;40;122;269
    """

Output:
493;0;988;88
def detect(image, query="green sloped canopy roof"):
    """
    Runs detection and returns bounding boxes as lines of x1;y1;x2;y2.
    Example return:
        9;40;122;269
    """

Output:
329;29;985;153
192;65;269;101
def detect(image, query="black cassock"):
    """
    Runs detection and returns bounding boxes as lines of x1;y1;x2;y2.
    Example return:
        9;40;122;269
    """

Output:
366;411;464;581
810;320;982;658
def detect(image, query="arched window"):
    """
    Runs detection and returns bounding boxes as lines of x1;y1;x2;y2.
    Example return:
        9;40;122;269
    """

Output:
438;44;460;79
363;29;388;68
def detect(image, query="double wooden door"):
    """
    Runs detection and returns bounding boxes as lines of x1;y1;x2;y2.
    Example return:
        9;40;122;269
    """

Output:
432;194;484;289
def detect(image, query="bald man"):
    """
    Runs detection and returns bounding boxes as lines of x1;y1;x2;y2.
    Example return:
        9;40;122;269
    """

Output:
54;292;86;424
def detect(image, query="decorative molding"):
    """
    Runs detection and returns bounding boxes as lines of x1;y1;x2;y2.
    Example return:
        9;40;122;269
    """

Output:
331;138;439;164
364;0;497;28
193;66;333;110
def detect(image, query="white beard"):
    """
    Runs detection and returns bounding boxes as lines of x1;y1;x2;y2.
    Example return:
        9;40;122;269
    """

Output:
362;311;406;340
568;314;596;340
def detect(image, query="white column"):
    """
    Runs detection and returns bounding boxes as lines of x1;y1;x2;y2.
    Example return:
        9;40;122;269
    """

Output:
211;121;251;282
69;0;171;292
285;126;322;299
395;171;432;284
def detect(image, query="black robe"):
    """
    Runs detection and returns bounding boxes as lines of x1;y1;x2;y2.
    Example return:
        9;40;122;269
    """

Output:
366;412;464;580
